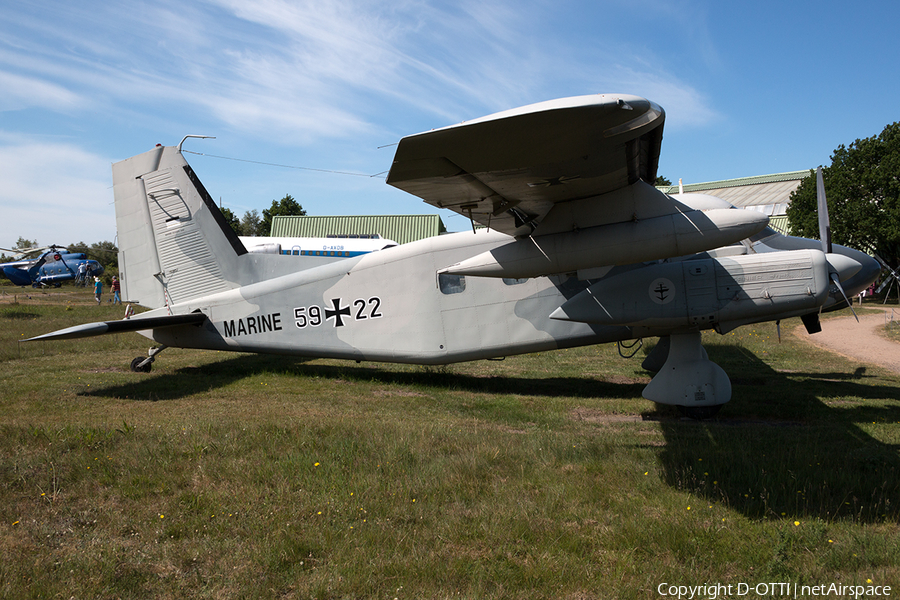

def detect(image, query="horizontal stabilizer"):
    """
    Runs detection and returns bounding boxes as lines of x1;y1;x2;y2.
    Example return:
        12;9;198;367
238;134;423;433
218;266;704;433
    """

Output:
22;313;207;342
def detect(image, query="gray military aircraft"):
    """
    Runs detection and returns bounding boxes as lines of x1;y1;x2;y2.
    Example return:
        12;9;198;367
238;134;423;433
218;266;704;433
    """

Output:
26;94;879;417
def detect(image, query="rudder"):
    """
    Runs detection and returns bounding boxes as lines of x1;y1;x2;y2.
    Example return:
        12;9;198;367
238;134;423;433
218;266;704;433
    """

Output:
113;145;246;309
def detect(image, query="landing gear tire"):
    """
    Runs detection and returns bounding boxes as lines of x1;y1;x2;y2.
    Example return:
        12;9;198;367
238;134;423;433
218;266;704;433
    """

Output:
677;404;722;420
130;357;152;373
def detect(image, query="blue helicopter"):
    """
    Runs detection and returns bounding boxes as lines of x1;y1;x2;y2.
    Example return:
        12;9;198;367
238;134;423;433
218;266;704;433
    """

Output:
0;246;104;288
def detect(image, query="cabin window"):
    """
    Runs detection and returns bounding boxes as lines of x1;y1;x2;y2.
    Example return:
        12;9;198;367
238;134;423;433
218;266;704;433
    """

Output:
439;273;466;295
502;277;528;285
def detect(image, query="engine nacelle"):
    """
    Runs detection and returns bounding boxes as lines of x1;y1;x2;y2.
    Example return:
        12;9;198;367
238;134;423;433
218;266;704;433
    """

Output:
550;249;830;331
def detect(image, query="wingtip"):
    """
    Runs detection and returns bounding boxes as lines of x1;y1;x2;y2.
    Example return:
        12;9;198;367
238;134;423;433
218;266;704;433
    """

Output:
21;322;111;342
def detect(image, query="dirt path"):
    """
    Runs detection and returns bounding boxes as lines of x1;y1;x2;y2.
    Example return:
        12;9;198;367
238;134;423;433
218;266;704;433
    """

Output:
793;306;900;374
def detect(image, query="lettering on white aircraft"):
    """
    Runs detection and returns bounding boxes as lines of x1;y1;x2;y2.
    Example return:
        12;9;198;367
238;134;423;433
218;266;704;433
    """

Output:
295;297;383;329
223;312;283;337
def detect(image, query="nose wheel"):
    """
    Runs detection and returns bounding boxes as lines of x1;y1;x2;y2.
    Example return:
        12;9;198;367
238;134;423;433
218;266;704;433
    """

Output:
130;345;167;373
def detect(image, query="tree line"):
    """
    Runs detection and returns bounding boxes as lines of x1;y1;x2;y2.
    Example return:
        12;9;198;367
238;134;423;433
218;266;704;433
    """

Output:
219;194;306;237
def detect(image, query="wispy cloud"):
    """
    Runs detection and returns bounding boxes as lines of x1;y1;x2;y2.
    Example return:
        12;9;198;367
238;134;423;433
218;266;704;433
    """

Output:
0;0;718;142
0;70;85;112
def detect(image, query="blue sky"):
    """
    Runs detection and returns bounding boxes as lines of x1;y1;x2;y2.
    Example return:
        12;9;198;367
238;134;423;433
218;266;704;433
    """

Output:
1;0;898;249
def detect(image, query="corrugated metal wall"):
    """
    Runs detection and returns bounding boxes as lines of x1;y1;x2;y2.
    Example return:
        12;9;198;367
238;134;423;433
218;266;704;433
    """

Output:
271;215;446;245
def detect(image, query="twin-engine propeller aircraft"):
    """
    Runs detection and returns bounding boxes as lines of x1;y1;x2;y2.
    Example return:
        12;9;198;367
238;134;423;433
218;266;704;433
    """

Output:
1;246;104;287
25;94;879;417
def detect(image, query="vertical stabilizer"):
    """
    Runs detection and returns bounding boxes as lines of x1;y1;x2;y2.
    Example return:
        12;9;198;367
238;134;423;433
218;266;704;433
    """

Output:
113;145;247;309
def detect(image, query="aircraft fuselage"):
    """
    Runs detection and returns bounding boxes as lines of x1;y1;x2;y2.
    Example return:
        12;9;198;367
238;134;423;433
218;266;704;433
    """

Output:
146;229;632;364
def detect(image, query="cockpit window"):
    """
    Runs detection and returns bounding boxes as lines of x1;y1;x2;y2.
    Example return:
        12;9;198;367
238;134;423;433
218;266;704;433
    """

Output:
438;273;466;295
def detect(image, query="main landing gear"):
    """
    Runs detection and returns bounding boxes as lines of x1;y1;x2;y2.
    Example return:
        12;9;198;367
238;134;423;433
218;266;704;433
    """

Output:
130;345;167;373
641;332;729;419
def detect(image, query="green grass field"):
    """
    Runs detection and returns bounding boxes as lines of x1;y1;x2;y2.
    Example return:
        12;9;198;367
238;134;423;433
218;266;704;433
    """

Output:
1;288;899;598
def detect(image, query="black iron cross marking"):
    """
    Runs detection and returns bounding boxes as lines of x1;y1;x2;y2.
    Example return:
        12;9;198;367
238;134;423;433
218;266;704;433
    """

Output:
324;298;351;327
654;282;669;301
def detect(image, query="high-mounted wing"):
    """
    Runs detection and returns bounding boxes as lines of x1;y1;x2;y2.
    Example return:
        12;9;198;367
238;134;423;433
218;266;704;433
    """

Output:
386;94;664;237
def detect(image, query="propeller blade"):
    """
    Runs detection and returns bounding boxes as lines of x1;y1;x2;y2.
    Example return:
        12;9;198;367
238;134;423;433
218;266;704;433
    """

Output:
830;272;859;322
817;166;832;254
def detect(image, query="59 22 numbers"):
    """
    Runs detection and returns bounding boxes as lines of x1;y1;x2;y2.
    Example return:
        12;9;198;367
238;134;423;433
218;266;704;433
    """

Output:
294;297;383;329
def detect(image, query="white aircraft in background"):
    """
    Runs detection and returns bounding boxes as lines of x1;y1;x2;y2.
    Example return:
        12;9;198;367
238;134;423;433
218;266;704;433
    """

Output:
239;235;396;258
27;94;879;418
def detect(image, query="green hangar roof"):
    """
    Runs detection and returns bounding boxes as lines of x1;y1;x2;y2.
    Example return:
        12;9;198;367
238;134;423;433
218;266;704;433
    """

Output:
271;215;447;245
